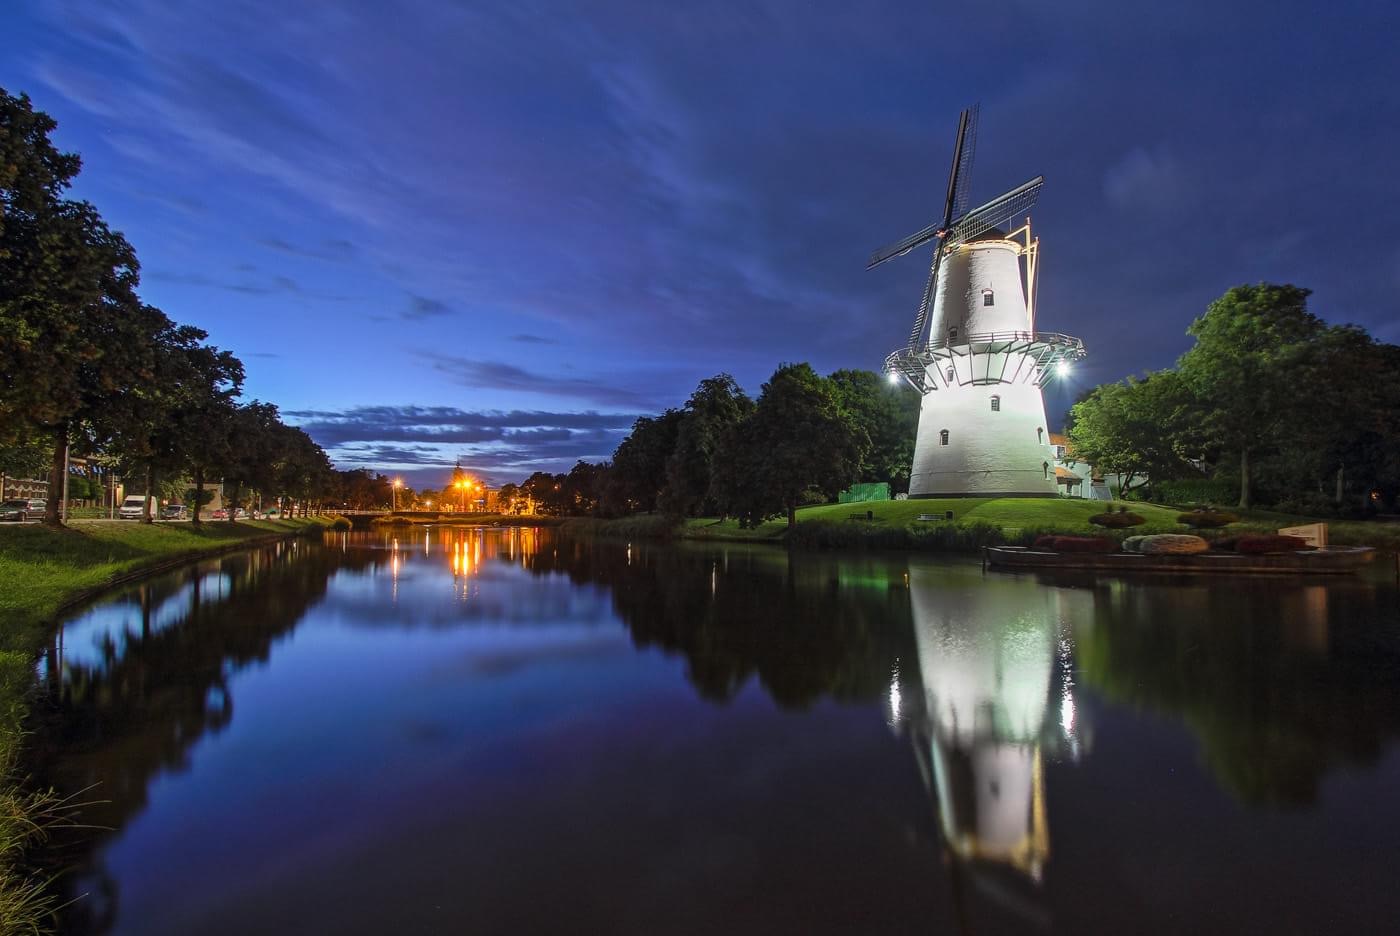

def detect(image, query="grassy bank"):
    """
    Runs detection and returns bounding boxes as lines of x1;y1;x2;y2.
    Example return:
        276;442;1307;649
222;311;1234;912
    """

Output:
0;517;329;932
581;498;1400;551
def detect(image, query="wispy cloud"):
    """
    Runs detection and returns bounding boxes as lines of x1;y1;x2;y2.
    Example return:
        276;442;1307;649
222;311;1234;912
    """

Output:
420;354;661;408
403;295;451;320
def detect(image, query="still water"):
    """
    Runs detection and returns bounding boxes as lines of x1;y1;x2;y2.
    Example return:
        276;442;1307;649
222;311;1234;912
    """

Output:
29;528;1400;935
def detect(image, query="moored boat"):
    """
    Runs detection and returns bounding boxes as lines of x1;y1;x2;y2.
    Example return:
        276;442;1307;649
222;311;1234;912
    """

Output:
985;544;1377;575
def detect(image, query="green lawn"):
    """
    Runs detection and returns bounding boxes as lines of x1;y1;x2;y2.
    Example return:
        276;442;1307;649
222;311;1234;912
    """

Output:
683;497;1183;540
679;497;1400;549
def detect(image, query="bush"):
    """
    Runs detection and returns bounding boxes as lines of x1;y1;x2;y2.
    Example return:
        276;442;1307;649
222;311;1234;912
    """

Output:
1088;510;1146;528
1177;508;1240;528
326;515;352;531
1152;478;1238;507
1032;535;1117;553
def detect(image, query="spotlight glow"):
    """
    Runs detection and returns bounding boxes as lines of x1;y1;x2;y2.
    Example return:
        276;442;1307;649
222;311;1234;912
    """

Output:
887;371;900;385
1056;361;1072;378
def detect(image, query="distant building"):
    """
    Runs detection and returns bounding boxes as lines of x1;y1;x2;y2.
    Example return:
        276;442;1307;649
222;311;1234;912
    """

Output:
1049;433;1117;501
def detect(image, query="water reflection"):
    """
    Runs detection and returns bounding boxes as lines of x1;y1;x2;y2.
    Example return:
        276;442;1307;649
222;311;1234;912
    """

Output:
26;530;1400;935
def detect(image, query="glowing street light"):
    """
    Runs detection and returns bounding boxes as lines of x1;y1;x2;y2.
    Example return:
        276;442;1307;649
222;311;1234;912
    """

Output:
392;477;402;511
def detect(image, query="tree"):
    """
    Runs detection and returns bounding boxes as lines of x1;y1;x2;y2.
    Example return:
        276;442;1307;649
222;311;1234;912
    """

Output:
1176;284;1331;509
713;363;868;527
607;409;684;514
1066;370;1196;496
221;402;285;521
827;369;919;492
660;375;753;517
0;90;149;525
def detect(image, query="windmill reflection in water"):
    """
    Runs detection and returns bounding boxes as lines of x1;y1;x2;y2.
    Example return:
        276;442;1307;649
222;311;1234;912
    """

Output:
890;569;1091;924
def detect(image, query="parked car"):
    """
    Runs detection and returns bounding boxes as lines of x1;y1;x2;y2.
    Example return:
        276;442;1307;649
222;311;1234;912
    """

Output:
161;504;188;520
212;507;229;520
0;498;46;522
118;495;158;520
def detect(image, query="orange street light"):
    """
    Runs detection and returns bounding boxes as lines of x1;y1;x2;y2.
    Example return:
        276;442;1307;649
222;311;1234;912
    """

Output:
392;477;402;511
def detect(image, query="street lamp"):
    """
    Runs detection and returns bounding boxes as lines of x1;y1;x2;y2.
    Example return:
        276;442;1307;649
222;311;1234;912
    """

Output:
392;477;402;512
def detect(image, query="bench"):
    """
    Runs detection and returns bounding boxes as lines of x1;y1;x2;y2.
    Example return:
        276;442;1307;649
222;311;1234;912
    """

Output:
847;511;880;522
916;511;955;522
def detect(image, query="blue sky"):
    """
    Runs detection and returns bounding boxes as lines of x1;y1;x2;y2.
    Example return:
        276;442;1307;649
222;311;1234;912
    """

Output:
5;1;1398;486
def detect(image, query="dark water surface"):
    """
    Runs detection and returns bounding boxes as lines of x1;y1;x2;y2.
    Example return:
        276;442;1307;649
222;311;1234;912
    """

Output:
29;529;1400;935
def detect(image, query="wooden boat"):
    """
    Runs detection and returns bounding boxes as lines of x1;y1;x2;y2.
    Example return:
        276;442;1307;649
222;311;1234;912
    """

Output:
984;544;1378;576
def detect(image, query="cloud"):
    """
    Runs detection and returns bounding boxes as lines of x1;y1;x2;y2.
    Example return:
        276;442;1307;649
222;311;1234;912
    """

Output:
258;236;358;262
1103;146;1191;217
420;354;660;408
284;404;637;483
145;269;349;301
510;334;558;345
404;295;451;320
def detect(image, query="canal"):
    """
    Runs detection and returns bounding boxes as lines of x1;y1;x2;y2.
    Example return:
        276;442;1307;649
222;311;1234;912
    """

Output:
28;528;1400;935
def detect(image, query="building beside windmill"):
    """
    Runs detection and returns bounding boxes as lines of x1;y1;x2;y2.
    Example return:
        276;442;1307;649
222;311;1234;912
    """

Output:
871;106;1085;498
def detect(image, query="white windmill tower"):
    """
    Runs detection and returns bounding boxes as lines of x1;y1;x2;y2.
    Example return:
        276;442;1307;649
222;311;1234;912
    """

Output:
869;106;1085;497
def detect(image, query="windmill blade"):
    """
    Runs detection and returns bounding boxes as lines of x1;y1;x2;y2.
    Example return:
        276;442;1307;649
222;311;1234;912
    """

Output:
952;103;979;219
948;176;1043;247
867;221;944;269
867;106;976;270
905;241;945;350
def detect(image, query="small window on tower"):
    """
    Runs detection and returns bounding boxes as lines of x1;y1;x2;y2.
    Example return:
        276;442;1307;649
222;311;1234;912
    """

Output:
991;395;1001;412
1037;427;1044;444
983;289;995;307
1043;461;1050;480
940;429;950;446
945;367;955;383
948;326;958;341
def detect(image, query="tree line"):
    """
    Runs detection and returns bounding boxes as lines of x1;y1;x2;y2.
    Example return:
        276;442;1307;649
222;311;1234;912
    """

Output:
1068;284;1400;513
506;366;918;525
0;88;351;525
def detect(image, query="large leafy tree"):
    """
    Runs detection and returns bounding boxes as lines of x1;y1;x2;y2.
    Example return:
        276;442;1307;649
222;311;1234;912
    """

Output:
714;363;868;527
0;89;150;525
660;374;754;517
827;369;919;492
1176;284;1331;509
1066;370;1196;495
606;409;684;514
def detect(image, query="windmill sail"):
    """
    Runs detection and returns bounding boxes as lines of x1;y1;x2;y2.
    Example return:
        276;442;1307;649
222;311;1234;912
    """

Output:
948;176;1043;247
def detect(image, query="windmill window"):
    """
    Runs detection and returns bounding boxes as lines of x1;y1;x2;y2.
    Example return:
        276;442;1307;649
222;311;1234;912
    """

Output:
1043;461;1050;480
982;289;995;307
940;429;950;446
1037;427;1044;444
990;395;1001;412
948;326;958;341
945;367;955;383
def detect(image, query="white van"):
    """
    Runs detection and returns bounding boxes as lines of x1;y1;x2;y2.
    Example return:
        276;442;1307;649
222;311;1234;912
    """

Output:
119;495;158;520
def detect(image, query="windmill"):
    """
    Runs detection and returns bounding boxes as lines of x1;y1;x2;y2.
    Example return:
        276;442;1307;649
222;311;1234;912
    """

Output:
868;106;1086;498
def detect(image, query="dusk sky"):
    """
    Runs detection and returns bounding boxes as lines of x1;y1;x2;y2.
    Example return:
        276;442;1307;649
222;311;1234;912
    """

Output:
4;1;1398;487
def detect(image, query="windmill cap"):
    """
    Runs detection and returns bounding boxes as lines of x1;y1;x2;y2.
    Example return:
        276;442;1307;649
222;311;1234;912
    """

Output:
965;225;1009;243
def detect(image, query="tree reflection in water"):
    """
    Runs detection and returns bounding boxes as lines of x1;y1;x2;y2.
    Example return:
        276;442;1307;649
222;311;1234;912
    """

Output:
25;529;1400;935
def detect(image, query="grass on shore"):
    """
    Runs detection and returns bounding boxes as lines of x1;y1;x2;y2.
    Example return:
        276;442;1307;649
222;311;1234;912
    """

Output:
584;497;1400;550
0;516;329;934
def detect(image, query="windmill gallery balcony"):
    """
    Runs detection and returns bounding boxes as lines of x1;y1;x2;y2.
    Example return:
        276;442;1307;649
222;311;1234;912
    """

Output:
885;330;1086;392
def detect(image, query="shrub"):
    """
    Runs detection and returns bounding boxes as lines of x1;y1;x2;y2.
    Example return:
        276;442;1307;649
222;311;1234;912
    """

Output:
1177;508;1240;528
1089;510;1146;529
1152;478;1238;507
326;515;352;531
